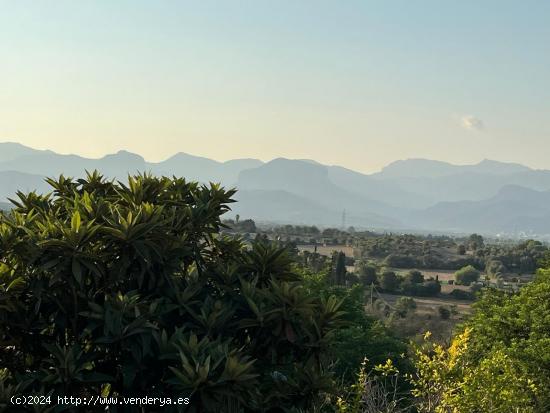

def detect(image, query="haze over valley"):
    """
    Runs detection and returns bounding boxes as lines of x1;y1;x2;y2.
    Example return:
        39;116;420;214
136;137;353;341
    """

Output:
2;141;550;238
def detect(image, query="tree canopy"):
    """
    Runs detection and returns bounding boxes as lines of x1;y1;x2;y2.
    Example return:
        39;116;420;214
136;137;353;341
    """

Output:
454;265;480;286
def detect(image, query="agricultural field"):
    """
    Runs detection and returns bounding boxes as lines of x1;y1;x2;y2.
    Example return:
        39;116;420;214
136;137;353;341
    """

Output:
372;292;472;341
377;292;472;315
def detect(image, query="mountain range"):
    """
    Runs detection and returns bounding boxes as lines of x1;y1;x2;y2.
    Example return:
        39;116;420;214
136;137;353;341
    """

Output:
2;142;550;238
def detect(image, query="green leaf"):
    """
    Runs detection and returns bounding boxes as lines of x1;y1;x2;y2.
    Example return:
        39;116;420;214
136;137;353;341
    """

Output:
72;258;83;284
71;210;81;232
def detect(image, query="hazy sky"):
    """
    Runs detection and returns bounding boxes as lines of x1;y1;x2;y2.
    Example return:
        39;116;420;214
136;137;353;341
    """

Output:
1;1;549;173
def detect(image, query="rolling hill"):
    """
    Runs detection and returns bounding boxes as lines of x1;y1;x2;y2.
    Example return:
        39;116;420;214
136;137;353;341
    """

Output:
412;185;550;234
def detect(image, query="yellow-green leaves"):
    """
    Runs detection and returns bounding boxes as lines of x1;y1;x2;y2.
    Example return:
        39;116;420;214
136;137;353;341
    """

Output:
410;327;540;413
71;210;81;233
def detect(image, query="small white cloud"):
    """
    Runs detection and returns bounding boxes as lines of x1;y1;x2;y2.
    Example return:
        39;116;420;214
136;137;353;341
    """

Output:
460;115;484;131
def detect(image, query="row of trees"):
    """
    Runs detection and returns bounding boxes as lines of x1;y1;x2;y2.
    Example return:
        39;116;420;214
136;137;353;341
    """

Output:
357;232;547;274
354;264;442;297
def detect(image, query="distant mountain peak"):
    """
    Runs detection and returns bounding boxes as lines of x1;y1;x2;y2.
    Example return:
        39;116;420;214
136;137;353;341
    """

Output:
0;141;51;163
169;151;205;159
375;157;532;179
493;184;545;200
472;158;531;175
297;159;322;165
103;150;145;163
222;158;264;168
269;157;292;163
477;158;519;165
265;157;325;168
375;158;456;179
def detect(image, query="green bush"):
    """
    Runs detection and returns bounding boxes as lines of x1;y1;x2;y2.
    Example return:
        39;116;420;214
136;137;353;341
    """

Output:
380;271;400;292
401;279;441;297
422;280;442;296
346;272;360;285
485;259;507;277
0;173;347;412
412;270;550;412
394;297;417;318
324;286;407;385
438;306;451;320
449;288;475;300
405;270;424;284
454;265;481;286
384;254;417;268
357;262;377;286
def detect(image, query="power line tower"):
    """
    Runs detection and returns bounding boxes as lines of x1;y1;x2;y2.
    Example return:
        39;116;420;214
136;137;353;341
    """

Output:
341;209;346;230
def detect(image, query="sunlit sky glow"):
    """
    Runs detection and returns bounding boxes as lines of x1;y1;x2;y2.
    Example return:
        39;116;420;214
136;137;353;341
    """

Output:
1;1;549;173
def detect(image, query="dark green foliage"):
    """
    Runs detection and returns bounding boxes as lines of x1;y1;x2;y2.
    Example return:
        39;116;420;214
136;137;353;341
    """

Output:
356;233;545;273
272;224;321;236
344;255;355;266
485;259;507;277
223;218;257;233
455;265;481;286
301;278;408;385
422;280;442;296
379;271;400;292
333;251;347;285
479;239;545;274
399;279;417;295
470;282;483;293
0;173;347;412
300;250;329;273
357;262;377;286
438;306;451;320
382;248;480;271
405;270;424;284
384;254;417;268
400;279;441;297
449;288;475;300
394;297;416;318
536;250;550;269
346;272;359;285
468;233;484;250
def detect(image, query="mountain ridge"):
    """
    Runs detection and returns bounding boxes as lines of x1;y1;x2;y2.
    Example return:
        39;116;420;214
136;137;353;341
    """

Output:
2;142;550;237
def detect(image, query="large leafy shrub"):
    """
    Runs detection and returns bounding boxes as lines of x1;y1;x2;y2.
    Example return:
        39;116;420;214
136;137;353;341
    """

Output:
453;265;480;286
411;269;550;412
0;173;346;412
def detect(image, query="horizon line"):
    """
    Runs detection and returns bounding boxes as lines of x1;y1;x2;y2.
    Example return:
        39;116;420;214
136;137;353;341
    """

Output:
0;140;541;174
